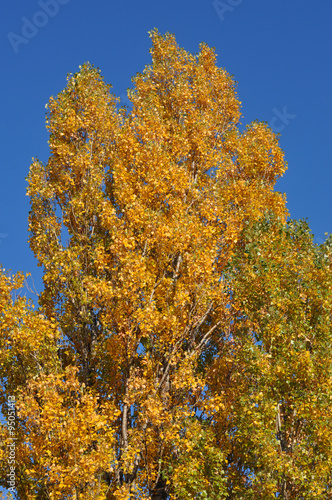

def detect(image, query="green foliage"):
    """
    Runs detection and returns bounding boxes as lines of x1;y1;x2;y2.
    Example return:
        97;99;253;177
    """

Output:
164;420;227;499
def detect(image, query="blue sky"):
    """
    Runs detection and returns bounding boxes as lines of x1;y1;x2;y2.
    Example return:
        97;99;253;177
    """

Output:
1;0;332;295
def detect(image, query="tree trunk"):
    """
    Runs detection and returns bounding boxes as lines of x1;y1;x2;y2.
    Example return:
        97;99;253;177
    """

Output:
150;477;168;500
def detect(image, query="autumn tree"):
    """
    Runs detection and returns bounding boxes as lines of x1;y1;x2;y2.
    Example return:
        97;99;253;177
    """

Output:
1;30;331;499
218;216;332;498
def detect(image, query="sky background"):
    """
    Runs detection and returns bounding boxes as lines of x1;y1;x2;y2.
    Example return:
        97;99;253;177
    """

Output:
0;0;331;297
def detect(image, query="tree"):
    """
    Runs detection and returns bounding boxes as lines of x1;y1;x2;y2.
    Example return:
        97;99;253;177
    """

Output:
221;216;332;498
0;30;331;499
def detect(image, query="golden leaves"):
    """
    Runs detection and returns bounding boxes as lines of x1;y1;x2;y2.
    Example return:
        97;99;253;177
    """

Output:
16;366;118;499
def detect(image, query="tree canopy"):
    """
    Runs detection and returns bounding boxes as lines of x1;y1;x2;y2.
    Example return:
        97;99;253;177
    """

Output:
1;30;331;500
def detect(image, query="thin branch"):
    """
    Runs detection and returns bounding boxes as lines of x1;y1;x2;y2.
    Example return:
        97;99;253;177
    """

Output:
192;321;221;355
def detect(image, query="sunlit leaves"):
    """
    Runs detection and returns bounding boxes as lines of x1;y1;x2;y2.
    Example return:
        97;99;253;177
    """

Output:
223;216;332;497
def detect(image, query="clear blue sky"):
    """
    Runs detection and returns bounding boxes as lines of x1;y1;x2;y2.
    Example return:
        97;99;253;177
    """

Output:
1;0;332;294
